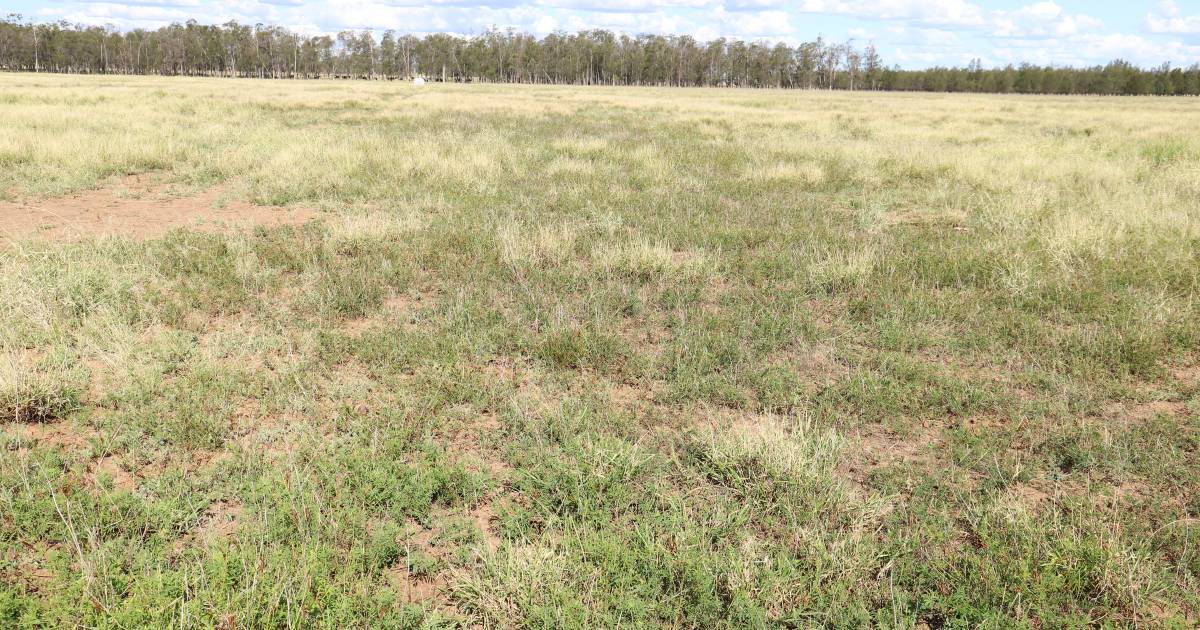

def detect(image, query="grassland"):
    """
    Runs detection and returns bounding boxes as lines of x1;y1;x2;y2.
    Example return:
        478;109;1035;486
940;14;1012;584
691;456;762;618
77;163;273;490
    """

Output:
1;73;1198;628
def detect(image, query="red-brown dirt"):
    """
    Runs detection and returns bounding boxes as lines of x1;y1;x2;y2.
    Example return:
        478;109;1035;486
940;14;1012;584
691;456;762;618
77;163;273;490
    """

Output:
1;176;315;242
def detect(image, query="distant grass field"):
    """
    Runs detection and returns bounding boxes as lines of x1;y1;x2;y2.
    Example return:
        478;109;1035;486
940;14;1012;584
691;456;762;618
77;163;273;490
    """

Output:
2;73;1199;628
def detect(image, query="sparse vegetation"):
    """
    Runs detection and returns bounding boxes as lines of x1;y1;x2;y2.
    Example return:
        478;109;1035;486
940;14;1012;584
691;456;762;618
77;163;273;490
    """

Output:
1;74;1199;628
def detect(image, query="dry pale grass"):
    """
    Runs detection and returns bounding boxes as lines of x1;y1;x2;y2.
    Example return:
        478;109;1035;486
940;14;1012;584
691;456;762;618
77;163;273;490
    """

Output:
3;75;1196;269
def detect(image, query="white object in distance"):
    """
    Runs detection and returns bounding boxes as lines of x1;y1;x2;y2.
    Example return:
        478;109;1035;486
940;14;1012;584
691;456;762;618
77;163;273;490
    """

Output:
413;77;425;86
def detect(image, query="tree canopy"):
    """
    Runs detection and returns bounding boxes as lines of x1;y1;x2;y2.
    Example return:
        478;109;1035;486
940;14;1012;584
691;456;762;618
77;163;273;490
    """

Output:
2;14;1197;95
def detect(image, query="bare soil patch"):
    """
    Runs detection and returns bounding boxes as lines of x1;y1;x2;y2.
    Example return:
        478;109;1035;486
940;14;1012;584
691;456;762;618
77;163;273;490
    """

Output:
91;455;139;492
466;500;503;552
5;419;101;452
838;422;942;490
172;500;244;556
193;500;244;544
1;176;315;242
391;522;451;606
1102;398;1189;424
389;563;445;605
1171;362;1200;387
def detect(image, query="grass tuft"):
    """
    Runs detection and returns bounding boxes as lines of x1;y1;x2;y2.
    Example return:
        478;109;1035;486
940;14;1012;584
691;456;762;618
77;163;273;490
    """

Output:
0;353;82;423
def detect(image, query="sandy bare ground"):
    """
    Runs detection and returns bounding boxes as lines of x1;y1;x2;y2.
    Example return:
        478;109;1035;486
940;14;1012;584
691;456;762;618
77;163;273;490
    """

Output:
0;176;315;242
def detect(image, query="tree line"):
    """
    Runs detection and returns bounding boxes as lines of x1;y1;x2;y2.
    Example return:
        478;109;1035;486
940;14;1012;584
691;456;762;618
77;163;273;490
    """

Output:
0;15;882;89
2;14;1198;95
884;59;1200;96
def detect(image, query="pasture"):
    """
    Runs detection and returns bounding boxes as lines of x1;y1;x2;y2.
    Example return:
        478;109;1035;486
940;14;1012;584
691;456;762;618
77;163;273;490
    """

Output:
1;74;1198;627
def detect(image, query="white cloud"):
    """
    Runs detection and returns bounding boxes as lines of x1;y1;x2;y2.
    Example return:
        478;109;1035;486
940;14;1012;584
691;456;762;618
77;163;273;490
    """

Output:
531;14;559;34
791;0;987;28
789;1;1102;39
891;26;962;48
1146;1;1200;34
541;0;712;13
989;32;1200;67
711;7;794;38
990;2;1102;38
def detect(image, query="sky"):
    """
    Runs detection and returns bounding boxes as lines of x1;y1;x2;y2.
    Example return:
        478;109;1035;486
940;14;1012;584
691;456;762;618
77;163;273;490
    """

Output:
4;0;1200;69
